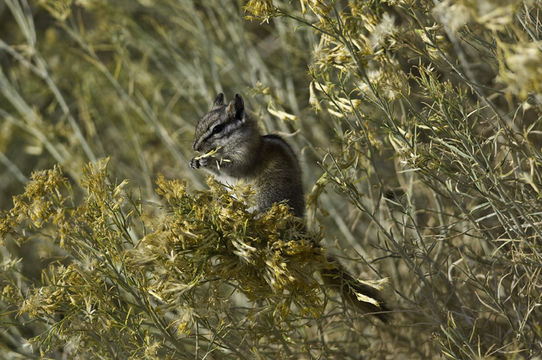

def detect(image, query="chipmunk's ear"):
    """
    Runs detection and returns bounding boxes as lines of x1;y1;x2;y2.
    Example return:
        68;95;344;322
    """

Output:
227;94;245;120
212;93;225;109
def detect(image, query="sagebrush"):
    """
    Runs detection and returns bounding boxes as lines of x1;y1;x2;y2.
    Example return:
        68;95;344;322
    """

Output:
1;0;542;359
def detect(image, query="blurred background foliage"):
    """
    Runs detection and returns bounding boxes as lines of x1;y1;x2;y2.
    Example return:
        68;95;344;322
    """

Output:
1;0;542;358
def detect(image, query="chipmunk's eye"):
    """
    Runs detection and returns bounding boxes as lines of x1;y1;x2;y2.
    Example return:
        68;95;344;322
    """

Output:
211;123;225;135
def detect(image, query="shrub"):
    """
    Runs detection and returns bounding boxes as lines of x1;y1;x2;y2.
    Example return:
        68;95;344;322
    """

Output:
1;0;542;358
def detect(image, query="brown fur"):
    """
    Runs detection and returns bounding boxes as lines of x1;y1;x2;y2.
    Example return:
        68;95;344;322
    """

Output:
191;94;304;217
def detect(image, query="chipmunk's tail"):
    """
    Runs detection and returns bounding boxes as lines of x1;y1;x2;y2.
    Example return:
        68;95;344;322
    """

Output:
321;257;390;323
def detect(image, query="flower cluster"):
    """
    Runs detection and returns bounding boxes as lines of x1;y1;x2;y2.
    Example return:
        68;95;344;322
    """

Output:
0;160;326;357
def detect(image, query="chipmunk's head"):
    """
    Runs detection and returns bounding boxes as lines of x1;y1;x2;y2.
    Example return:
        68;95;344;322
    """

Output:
193;93;259;153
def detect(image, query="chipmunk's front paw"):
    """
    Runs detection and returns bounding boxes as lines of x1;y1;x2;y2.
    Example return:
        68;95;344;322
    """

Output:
190;157;210;169
189;157;199;169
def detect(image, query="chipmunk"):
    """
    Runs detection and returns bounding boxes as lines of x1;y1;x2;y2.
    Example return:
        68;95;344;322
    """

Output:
190;93;390;322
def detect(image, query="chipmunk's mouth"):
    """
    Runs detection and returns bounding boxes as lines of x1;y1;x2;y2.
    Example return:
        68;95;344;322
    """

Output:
192;146;223;161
